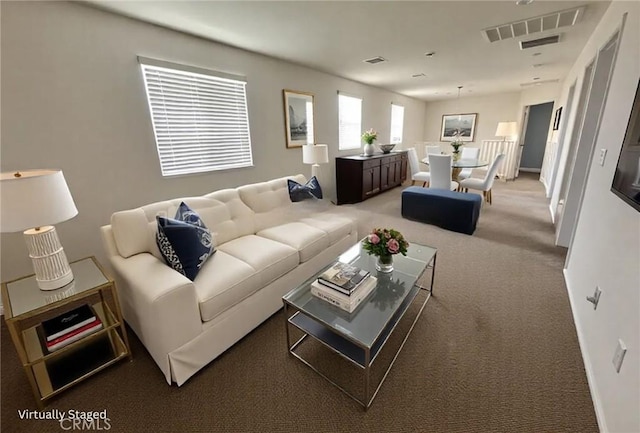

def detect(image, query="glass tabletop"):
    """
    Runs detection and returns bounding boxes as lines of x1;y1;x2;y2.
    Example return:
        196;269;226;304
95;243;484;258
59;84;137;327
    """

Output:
283;240;436;348
421;156;488;168
4;257;109;317
452;158;488;168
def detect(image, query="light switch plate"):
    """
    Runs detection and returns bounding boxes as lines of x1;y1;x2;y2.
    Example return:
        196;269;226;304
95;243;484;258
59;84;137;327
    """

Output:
598;149;607;166
613;339;627;373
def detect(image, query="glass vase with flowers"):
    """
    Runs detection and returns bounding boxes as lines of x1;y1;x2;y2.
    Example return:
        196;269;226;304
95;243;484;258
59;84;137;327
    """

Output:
450;130;464;161
362;228;409;273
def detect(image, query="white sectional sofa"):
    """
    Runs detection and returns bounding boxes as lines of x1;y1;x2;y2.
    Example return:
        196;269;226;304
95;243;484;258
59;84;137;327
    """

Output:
100;175;357;385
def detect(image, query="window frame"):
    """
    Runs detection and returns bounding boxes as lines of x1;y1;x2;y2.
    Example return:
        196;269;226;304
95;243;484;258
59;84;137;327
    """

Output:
138;57;253;177
338;92;363;150
390;103;405;144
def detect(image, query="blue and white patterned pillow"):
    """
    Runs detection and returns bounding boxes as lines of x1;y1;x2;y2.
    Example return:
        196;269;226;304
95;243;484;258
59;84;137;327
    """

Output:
287;176;323;202
176;201;205;227
156;203;214;281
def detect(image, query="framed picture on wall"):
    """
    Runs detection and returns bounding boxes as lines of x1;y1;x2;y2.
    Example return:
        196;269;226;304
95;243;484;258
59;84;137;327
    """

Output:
283;89;314;148
553;107;563;130
440;113;477;142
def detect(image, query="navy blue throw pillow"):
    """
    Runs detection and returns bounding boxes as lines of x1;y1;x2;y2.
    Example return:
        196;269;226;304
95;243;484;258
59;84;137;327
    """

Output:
176;201;206;227
288;176;323;202
156;203;214;281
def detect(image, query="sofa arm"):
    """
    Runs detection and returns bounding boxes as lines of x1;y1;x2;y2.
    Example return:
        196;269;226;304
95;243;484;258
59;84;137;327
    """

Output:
101;226;202;384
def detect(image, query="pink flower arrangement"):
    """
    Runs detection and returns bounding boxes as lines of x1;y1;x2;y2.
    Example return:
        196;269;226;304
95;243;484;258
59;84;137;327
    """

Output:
362;228;409;258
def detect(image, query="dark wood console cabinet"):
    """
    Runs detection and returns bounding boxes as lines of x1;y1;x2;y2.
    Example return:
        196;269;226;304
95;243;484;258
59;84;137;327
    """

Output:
336;151;408;204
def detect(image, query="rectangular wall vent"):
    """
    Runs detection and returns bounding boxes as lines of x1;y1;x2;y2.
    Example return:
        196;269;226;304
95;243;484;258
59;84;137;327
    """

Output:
520;35;561;50
482;6;584;43
363;56;387;64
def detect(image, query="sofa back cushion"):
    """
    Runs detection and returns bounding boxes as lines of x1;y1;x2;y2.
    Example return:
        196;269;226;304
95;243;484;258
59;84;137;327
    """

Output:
237;175;307;232
237;175;306;212
203;189;256;245
110;192;255;259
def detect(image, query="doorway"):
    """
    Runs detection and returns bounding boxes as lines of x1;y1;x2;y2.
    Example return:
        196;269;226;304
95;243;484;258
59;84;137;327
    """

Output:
547;82;576;199
555;62;594;227
556;29;622;250
520;101;554;172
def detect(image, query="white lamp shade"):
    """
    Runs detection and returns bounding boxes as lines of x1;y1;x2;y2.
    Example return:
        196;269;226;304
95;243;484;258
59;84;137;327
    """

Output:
302;144;329;165
495;122;518;137
1;169;78;233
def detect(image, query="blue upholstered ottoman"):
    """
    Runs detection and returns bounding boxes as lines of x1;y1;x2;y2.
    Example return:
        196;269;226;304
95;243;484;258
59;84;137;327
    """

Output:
401;187;482;235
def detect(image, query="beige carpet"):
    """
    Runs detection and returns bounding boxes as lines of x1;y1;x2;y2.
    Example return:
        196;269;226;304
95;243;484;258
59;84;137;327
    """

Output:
1;173;598;433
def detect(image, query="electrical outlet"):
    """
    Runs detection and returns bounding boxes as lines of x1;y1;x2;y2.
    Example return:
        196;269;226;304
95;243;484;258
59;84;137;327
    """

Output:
612;339;627;373
598;149;607;166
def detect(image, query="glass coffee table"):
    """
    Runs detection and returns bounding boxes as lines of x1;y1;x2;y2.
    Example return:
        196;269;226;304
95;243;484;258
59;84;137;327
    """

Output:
282;240;437;409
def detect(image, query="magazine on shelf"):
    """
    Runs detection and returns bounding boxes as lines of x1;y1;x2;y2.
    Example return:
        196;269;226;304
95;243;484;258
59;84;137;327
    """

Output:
317;262;370;295
311;276;377;313
45;319;104;352
41;304;97;342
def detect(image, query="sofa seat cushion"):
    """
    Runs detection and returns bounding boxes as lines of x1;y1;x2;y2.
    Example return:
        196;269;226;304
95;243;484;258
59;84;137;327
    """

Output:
193;251;261;322
299;215;354;245
257;222;329;263
217;235;299;286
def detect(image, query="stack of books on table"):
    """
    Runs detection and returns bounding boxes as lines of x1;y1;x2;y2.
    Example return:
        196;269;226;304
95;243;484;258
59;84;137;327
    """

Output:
40;304;103;353
311;262;377;313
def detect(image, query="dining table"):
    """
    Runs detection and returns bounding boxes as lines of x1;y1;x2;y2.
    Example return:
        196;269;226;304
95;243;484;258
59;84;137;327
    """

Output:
421;156;489;181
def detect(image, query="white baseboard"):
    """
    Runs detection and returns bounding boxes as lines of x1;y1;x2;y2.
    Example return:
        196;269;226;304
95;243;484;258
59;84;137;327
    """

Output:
519;167;542;173
563;269;607;432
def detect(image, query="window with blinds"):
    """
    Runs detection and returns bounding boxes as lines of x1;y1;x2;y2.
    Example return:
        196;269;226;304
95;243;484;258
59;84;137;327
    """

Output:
338;93;362;150
139;58;253;176
390;104;405;144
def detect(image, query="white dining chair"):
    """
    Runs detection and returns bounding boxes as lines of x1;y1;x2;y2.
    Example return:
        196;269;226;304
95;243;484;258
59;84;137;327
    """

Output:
457;147;481;181
424;145;441;163
407;147;431;187
459;153;505;204
428;154;459;191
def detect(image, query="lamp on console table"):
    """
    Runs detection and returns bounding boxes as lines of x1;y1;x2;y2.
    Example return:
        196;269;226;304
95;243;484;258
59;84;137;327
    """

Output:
1;170;78;290
302;143;329;178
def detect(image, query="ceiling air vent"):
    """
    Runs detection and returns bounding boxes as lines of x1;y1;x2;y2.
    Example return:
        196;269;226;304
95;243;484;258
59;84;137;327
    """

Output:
482;5;584;43
520;34;560;49
520;79;560;87
363;56;387;64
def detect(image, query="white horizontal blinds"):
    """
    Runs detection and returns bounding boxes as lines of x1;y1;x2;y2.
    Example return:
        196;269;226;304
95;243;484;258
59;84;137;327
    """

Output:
140;60;253;176
390;104;405;144
338;93;362;150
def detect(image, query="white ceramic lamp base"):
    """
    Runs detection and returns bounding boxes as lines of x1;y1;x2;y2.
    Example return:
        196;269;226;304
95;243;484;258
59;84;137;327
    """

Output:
24;225;74;290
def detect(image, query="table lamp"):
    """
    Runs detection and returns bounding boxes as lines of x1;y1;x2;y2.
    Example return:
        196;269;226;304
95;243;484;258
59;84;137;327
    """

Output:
1;169;78;290
302;144;329;178
495;121;518;141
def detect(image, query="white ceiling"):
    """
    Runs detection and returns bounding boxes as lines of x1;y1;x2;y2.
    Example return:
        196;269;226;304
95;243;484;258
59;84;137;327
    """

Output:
86;0;611;101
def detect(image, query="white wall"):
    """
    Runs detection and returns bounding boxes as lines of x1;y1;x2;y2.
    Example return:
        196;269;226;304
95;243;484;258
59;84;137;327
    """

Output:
0;1;425;282
421;91;520;157
560;2;640;432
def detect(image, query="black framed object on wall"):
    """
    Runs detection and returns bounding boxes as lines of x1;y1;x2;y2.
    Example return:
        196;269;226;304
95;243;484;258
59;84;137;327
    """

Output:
611;80;640;212
553;107;563;130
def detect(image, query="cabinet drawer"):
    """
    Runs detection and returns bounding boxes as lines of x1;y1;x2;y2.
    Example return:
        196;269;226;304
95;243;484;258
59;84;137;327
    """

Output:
363;159;381;169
